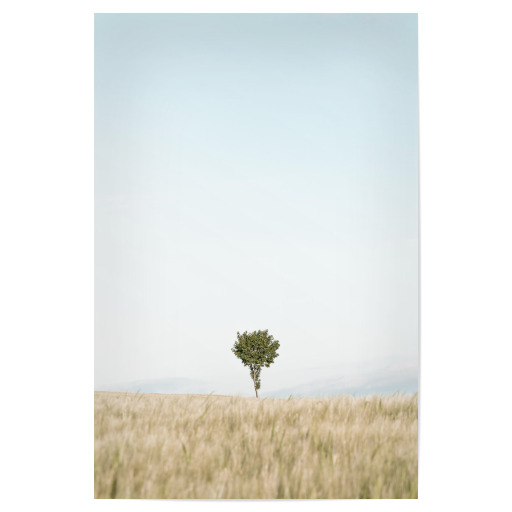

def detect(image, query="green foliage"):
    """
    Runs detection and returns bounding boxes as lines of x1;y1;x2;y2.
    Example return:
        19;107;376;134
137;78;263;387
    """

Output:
232;330;280;397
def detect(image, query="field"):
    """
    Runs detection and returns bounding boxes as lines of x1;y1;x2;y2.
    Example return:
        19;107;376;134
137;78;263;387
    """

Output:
94;391;418;499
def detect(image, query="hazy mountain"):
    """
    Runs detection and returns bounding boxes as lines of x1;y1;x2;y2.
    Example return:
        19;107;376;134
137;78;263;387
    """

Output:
96;359;417;397
96;377;217;395
267;360;418;397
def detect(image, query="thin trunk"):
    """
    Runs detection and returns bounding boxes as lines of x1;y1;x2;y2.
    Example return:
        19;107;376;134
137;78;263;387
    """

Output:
252;376;259;398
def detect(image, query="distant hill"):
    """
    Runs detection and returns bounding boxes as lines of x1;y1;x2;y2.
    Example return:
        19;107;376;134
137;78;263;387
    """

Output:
267;361;418;397
97;360;418;397
96;377;216;395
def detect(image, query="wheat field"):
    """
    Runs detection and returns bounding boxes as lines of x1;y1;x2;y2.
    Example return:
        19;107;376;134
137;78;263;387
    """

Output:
94;391;418;499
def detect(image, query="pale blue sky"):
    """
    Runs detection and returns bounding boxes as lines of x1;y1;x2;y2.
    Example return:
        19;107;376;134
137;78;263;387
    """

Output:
95;14;418;393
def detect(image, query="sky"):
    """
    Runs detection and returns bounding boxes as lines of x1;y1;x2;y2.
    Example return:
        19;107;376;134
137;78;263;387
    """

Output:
94;14;418;394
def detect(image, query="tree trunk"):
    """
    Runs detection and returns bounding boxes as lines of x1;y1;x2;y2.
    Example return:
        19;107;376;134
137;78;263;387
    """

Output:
253;377;259;398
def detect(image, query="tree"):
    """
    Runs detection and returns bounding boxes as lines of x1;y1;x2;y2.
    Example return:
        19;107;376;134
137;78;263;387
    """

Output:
231;329;280;398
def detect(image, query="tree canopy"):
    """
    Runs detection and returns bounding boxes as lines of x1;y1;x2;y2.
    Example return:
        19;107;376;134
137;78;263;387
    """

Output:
232;329;280;398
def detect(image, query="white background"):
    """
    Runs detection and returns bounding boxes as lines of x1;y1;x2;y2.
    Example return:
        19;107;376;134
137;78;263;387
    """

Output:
1;1;511;510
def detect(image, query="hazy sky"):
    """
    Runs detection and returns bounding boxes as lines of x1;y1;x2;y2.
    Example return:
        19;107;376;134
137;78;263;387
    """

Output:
95;14;418;393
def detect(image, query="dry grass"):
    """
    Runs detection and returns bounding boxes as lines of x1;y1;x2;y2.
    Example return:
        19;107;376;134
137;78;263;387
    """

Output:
94;391;417;499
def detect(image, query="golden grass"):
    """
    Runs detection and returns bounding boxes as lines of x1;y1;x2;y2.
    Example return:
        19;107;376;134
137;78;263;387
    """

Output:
94;391;418;499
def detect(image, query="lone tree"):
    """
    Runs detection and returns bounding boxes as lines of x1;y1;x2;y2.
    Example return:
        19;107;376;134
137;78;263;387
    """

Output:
232;329;280;398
